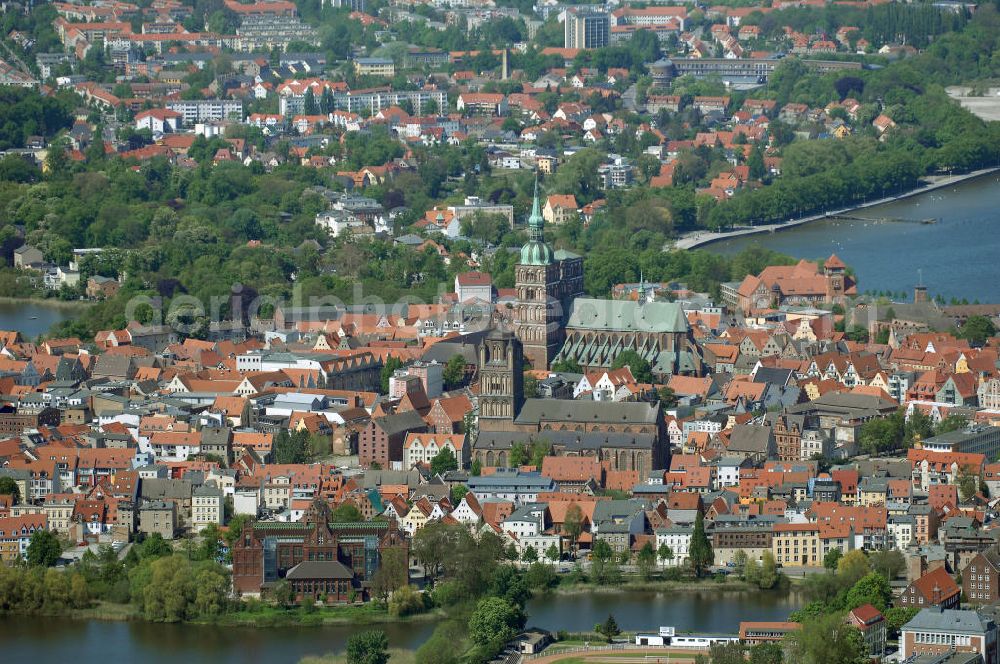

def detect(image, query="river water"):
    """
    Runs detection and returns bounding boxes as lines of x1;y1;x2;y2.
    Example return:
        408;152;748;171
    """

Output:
0;300;79;338
0;590;803;663
0;614;437;664
708;173;1000;303
525;588;803;633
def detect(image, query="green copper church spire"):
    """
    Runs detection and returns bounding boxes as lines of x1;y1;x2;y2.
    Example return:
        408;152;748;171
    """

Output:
519;173;554;266
528;176;544;240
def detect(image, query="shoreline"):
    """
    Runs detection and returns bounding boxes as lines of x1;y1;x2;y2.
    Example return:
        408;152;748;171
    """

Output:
550;579;765;594
12;581;789;629
0;295;94;310
11;602;444;629
673;166;1000;250
208;606;446;628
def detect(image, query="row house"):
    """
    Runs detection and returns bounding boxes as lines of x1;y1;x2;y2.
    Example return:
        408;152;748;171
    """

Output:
149;431;202;462
456;93;508;116
908;449;986;492
76;448;134;486
5;459;63;501
398;496;449;536
0;514;48;562
42;494;77;533
811;502;889;551
692;96;731;115
402;433;468;469
541;457;602;494
654;524;692;567
645;95;681;114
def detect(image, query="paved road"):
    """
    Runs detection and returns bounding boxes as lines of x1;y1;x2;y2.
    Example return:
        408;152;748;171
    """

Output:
622;84;640;113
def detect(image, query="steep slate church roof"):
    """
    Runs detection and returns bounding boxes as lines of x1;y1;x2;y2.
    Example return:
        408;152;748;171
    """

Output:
477;429;656;452
565;298;688;333
514;399;659;425
556;298;699;376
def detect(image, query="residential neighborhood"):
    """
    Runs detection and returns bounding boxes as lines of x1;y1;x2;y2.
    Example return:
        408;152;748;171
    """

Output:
2;186;1000;660
0;0;1000;661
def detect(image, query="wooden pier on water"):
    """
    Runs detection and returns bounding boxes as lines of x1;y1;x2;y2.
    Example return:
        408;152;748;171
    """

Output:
826;213;938;224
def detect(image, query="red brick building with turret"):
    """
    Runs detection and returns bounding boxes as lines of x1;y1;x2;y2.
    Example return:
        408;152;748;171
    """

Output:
231;500;407;601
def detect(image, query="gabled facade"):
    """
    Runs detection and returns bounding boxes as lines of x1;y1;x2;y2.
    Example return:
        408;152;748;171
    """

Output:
900;567;961;610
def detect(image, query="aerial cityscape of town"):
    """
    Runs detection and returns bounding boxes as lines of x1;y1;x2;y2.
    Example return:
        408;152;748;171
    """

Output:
0;0;999;661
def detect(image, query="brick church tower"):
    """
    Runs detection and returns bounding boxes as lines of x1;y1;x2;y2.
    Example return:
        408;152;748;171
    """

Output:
477;326;524;433
514;179;583;369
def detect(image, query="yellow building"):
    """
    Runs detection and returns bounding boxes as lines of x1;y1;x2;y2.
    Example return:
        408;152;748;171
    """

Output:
263;475;291;510
859;484;887;507
536;153;558;174
354;58;395;77
542;195;579;225
401;501;431;535
42;497;75;533
772;522;821;566
869;372;891;395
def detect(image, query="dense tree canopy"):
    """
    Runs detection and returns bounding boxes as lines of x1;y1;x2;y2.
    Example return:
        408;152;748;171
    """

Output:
468;596;525;653
0;476;20;503
611;349;654;384
430;448;459;475
346;630;390;664
26;530;62;567
785;612;868;664
0;87;75;150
